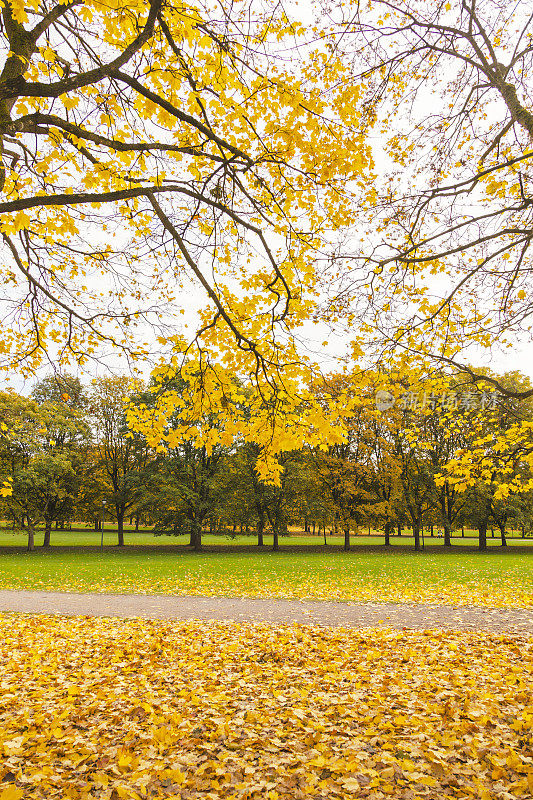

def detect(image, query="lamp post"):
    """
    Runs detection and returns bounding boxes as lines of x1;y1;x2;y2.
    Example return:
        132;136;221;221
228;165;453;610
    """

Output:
101;500;106;550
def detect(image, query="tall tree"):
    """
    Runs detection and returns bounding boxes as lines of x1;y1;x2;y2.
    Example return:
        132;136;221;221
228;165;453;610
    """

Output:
90;376;151;546
323;0;533;394
0;0;370;391
0;389;89;547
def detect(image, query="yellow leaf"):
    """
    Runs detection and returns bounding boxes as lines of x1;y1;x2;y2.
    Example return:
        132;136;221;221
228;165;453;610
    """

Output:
0;788;24;800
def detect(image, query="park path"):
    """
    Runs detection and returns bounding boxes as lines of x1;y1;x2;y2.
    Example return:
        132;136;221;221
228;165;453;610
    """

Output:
0;590;532;633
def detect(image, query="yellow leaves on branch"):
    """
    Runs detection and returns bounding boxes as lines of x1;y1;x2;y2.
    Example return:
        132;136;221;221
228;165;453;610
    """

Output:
0;614;532;799
1;0;39;25
127;352;350;484
0;0;376;376
0;212;31;235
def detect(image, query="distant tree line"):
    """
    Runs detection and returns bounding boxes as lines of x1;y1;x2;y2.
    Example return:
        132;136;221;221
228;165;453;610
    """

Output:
1;371;533;552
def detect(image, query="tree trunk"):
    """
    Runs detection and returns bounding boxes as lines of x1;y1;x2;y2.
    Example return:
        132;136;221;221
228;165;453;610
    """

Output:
430;525;434;537
478;520;488;552
344;524;350;551
444;524;452;547
135;515;140;532
461;526;465;537
27;522;35;552
189;519;202;551
413;521;421;552
272;524;279;552
397;524;402;537
42;518;52;548
117;510;125;547
257;510;264;547
384;521;393;547
499;523;507;547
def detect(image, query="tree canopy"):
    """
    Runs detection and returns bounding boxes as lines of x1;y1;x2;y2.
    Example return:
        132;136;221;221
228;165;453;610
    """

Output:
1;0;532;482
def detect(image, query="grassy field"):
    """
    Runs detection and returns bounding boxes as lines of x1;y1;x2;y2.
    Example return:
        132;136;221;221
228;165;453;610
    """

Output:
0;527;532;607
1;524;532;549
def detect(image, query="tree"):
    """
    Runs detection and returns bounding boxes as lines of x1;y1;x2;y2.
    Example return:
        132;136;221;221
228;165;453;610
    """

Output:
0;388;89;548
150;440;226;551
32;374;87;409
0;0;371;390
90;376;152;546
322;0;533;394
437;371;533;546
314;437;373;551
9;453;78;550
215;444;268;545
75;446;111;530
365;415;402;547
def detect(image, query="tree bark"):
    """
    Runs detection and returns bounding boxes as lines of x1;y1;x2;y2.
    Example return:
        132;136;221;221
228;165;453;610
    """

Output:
272;524;279;552
257;510;264;547
499;523;507;547
117;509;125;546
189;519;202;551
444;524;452;547
413;521;421;552
478;520;488;552
27;522;35;552
344;523;350;551
42;518;52;547
384;521;393;547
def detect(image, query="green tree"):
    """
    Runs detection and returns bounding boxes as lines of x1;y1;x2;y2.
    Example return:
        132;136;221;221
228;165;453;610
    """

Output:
0;389;89;548
90;376;151;546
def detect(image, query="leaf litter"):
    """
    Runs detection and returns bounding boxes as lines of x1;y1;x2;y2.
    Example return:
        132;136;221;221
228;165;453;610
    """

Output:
0;614;532;799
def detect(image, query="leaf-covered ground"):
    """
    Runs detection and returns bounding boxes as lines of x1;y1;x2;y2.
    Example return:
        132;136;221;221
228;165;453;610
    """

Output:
0;547;532;607
0;615;532;799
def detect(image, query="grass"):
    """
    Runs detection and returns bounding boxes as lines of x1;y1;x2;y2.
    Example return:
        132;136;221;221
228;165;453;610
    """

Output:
0;527;532;607
1;524;531;549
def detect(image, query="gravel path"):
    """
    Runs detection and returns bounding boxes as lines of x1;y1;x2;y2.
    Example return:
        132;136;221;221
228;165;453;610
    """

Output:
0;590;531;633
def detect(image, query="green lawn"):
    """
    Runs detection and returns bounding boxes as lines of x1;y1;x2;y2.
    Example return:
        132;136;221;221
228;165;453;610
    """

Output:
0;524;531;549
0;528;532;607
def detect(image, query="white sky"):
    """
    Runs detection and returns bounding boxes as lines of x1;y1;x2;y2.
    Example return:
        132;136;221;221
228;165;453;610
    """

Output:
1;0;532;394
